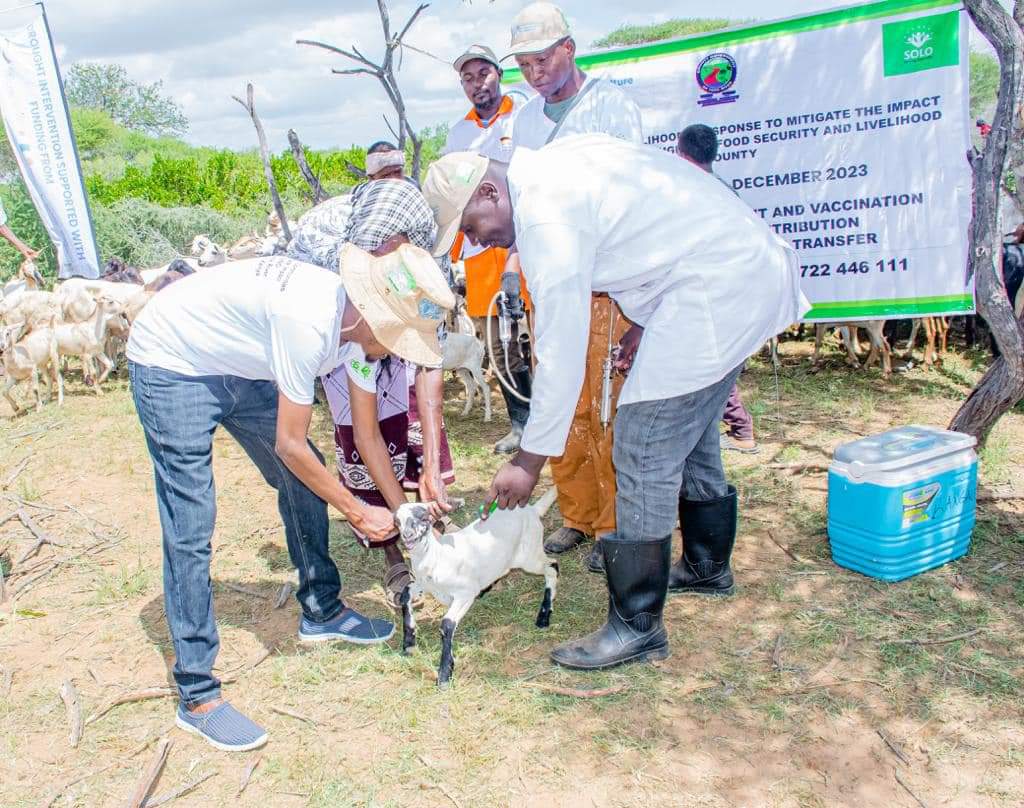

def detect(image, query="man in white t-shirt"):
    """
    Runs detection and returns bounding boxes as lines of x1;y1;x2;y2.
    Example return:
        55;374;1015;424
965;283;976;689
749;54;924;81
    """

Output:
126;245;454;752
502;2;644;563
443;44;532;454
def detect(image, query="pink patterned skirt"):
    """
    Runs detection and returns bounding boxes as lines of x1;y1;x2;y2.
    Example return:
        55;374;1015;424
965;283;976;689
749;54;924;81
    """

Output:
321;358;455;547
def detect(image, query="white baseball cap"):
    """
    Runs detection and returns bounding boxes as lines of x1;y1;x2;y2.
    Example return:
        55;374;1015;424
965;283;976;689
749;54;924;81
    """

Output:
453;44;501;74
502;2;572;62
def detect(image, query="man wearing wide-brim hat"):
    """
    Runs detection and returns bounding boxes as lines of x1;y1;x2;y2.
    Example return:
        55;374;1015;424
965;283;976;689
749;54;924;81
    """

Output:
126;244;453;752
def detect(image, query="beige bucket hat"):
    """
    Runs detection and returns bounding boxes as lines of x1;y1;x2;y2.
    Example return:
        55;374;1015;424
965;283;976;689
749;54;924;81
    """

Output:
502;2;571;62
340;242;455;367
421;151;491;258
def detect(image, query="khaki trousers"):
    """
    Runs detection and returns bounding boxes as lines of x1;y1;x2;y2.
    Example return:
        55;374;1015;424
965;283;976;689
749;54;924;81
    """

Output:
549;296;630;537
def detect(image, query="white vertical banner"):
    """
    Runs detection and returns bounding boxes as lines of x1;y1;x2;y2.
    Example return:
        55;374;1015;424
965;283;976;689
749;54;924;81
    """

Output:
0;2;100;278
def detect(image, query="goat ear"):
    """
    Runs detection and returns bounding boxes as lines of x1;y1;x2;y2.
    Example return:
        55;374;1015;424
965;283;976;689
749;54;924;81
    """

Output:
412;504;430;522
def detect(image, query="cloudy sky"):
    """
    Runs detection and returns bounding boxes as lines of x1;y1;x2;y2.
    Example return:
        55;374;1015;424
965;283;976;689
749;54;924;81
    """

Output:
9;0;1007;151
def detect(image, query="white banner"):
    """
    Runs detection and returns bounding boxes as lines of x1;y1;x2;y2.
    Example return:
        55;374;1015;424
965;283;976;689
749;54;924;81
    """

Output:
0;3;99;279
508;0;973;321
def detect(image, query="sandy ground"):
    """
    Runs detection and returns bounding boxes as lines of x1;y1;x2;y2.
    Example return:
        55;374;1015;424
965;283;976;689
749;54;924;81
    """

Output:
0;339;1022;808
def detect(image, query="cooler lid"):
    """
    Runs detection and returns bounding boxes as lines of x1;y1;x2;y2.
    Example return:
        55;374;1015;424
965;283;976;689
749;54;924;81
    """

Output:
833;425;976;474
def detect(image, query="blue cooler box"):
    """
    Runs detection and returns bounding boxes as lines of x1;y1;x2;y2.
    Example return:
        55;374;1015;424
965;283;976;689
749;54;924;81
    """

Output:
828;425;978;582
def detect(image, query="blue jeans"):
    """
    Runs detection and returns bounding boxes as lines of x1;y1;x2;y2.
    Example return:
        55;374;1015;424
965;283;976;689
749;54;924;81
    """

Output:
129;362;344;706
610;365;743;545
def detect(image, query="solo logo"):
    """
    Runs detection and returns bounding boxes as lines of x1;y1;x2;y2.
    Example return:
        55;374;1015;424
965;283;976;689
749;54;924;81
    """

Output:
904;30;933;62
695;52;739;107
882;11;959;77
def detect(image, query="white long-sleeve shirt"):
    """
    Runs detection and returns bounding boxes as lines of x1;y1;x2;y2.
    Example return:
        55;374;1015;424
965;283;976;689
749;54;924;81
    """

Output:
511;76;643;149
512;134;810;457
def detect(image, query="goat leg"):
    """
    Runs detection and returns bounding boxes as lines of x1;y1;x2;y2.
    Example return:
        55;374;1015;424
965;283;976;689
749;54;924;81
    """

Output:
400;586;416;655
437;598;474;688
535;560;559;629
472;365;492;423
457;369;474;417
2;376;22;415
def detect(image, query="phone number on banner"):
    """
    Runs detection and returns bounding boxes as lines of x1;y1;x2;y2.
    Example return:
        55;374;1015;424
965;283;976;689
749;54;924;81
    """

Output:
800;258;909;278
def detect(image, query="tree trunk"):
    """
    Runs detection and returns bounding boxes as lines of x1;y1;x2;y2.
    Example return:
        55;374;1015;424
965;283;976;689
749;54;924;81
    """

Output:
287;129;328;205
233;84;292;243
949;0;1024;443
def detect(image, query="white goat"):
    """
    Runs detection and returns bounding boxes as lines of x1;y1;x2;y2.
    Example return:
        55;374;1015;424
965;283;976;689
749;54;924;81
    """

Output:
54;296;128;394
393;488;559;686
813;320;892;375
0;322;63;413
0;260;45;302
0;290;62;332
189;236;227;267
442;332;491;422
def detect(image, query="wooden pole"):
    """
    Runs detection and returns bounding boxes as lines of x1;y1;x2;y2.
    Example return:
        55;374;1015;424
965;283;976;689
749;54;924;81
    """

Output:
287;129;328;205
233;84;292;243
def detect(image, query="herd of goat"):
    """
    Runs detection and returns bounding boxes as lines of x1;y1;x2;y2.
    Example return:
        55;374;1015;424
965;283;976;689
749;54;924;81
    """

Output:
0;219;1022;417
0;226;284;414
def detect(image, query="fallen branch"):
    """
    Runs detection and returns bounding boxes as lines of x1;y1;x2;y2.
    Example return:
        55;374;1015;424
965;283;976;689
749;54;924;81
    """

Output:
60;679;83;748
273;582;292;609
2;457;29;490
766;531;809;565
125;738;172;808
770;633;785;672
876;728;911;766
893;768;929;808
40;764;116;808
220;582;272;601
237;754;262;797
885;628;983;647
418;782;463;808
142;771;216;808
86;687;176;725
524;683;629;698
780;677;888;696
270;705;317;725
15;509;63;565
768;462;830;475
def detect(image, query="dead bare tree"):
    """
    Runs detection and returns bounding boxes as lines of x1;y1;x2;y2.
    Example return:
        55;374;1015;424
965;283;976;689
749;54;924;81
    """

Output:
233;83;293;243
287;129;329;205
297;1;429;183
949;0;1024;443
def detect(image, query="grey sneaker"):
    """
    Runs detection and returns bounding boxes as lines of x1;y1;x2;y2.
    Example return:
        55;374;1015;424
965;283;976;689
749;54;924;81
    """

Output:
175;702;267;752
299;607;395;645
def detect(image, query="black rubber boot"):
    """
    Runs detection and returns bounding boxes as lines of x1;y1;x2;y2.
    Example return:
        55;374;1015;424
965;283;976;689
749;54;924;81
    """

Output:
550;536;671;670
586;537;605;573
668;485;737;596
494;370;532;454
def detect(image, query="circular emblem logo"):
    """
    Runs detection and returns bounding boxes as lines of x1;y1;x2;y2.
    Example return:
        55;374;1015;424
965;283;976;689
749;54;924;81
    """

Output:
696;53;737;94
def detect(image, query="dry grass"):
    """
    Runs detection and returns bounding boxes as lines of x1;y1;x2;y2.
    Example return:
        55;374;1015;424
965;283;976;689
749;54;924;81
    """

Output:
0;339;1022;807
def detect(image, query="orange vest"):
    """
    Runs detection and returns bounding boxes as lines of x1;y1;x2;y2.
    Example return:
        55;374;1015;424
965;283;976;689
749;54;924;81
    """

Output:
451;233;532;318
